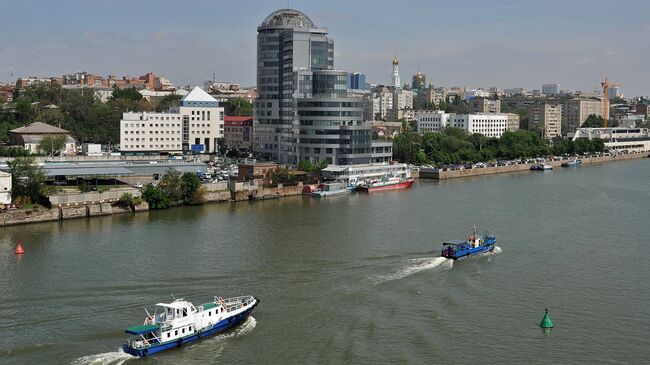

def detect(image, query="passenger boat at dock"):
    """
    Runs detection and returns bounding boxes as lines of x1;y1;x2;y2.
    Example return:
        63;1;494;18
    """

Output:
123;295;259;357
310;181;351;197
441;226;497;260
357;175;414;192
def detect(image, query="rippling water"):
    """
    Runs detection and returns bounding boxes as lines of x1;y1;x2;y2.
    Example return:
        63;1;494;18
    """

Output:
1;159;649;364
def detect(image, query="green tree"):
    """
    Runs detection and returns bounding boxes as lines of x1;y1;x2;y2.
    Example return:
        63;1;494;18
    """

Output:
155;93;182;112
158;169;183;202
181;172;201;204
8;156;46;204
229;97;253;116
582;114;604;128
38;134;67;156
111;87;143;101
141;184;171;209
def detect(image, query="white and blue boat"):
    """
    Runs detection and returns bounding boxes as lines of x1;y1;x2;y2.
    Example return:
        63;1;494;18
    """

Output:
123;295;259;357
561;159;582;167
441;226;496;260
310;181;350;198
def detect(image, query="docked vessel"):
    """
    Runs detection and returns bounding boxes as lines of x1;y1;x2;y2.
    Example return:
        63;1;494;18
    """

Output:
441;226;496;260
123;295;259;357
310;181;350;197
357;175;414;192
561;159;582;167
530;163;553;171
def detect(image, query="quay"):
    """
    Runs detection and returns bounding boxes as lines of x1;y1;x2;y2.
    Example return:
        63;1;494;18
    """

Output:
418;152;649;180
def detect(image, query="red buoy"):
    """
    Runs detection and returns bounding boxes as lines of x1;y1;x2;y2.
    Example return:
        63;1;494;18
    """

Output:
15;240;25;255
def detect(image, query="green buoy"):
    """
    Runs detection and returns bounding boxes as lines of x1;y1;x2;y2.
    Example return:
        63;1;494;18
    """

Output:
540;308;554;329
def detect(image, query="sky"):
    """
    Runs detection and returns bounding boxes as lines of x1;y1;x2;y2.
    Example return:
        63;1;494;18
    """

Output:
1;0;649;96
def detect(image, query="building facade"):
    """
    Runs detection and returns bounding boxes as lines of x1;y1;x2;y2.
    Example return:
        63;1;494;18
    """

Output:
0;170;12;205
542;83;560;95
253;9;391;165
527;103;562;139
417;112;518;138
571;127;650;152
224;116;254;150
563;97;603;133
468;97;501;114
392;56;401;88
347;72;367;90
120;87;224;154
9;122;76;154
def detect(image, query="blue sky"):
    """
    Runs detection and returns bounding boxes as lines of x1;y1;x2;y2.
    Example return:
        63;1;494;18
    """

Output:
1;0;648;96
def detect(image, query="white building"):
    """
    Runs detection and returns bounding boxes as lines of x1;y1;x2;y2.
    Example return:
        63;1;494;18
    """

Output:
417;112;517;138
392;56;400;89
462;89;490;100
417;111;450;134
120;87;224;154
81;143;102;155
570;127;650;152
0;170;11;204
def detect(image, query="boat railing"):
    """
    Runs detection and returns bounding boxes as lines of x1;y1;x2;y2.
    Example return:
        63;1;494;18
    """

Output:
214;295;255;312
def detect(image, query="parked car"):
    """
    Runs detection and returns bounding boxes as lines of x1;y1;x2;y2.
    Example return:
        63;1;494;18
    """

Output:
132;183;143;189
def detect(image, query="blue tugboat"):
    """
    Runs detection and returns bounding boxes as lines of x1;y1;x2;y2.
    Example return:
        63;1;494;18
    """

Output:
441;226;496;260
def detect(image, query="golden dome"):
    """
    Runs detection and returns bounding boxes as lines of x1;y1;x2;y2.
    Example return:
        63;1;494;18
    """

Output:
392;56;399;65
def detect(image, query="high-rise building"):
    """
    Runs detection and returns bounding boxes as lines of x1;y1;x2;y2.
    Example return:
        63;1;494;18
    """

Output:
608;86;622;100
563;97;603;133
527;103;562;139
253;9;390;164
347;72;367;90
392;55;401;88
542;83;560;95
468;97;501;114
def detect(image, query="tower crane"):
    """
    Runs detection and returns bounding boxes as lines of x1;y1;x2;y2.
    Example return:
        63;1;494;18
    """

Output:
601;77;621;128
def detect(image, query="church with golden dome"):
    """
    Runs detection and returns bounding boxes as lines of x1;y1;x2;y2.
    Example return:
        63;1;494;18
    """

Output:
391;54;401;88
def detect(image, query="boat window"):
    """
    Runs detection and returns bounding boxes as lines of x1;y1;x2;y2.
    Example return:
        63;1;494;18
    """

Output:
175;330;178;336
182;328;185;334
182;308;187;317
208;311;211;316
167;333;171;338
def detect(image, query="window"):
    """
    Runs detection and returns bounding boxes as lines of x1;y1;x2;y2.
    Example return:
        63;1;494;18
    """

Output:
182;328;185;334
175;330;178;336
167;333;171;338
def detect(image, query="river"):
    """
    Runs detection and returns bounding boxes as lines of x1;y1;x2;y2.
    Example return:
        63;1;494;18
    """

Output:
1;159;649;364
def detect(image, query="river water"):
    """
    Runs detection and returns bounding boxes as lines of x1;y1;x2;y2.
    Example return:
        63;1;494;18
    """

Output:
1;159;649;364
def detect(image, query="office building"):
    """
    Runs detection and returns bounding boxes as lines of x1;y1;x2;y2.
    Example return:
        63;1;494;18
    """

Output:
542;83;560;95
417;112;518;138
120;87;224;154
224;116;254;150
347;72;367;90
254;9;391;165
468;97;501;114
563;97;603;133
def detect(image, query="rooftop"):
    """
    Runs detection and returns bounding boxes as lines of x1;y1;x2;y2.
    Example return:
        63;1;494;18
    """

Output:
10;122;70;134
260;8;315;29
181;86;218;103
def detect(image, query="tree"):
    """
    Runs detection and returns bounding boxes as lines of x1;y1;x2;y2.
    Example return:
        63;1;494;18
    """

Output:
38;134;68;156
582;114;604;128
158;169;183;202
181;172;201;204
155;93;182;112
8;156;46;204
228;97;253;116
141;184;171;209
111;87;143;101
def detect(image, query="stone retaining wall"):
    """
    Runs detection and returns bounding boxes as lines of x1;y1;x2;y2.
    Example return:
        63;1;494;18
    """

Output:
420;152;648;180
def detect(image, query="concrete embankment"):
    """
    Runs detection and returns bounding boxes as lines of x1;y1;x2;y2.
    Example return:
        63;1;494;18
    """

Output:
0;182;306;227
419;152;649;180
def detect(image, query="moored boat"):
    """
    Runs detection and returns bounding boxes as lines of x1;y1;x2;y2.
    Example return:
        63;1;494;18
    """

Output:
310;181;350;197
441;226;496;260
357;176;414;192
123;295;259;357
530;163;553;171
561;159;582;167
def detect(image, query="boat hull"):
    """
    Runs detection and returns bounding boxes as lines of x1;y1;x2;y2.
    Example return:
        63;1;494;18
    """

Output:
444;243;495;260
123;300;258;357
358;179;414;192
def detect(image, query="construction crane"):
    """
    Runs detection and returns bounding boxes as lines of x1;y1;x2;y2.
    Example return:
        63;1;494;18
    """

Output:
601;77;621;128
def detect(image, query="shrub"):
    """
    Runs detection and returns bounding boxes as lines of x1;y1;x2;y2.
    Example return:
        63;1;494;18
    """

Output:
141;184;171;209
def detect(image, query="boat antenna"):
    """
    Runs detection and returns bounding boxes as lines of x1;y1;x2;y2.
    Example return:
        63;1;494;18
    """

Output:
171;293;176;301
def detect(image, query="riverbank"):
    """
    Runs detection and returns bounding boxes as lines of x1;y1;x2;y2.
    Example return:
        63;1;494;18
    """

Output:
419;152;649;180
0;182;305;227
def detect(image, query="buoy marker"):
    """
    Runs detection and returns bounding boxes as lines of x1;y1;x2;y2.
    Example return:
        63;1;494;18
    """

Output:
15;240;25;255
540;308;554;329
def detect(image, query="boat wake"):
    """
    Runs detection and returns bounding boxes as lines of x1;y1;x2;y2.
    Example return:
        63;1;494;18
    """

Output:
218;315;257;339
372;257;453;284
71;348;134;365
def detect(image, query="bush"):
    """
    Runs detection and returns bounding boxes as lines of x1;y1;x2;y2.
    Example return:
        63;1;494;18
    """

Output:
78;182;92;193
118;192;144;210
188;186;208;205
141;184;171;209
181;172;201;204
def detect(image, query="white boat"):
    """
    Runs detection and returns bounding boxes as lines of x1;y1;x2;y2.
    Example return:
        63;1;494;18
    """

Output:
122;295;259;357
310;181;350;197
530;163;553;171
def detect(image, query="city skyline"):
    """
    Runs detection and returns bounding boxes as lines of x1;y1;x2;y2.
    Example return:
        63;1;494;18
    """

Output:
2;0;649;96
